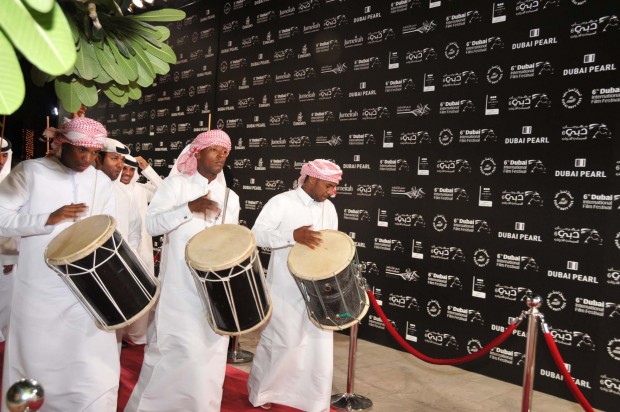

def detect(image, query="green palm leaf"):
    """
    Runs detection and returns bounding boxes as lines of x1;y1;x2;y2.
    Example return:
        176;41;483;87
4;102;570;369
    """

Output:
23;0;54;14
75;40;98;80
103;85;129;106
108;38;139;81
0;0;76;76
72;79;98;107
95;40;129;85
55;77;82;112
129;9;186;22
144;41;176;64
30;66;55;87
0;29;25;114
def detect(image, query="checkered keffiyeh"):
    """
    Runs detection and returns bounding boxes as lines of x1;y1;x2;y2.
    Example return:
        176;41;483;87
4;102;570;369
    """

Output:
298;159;343;186
44;117;107;150
176;130;231;175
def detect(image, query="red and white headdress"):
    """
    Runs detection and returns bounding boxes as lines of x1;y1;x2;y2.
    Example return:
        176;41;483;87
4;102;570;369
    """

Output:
44;117;107;150
176;130;231;175
298;159;343;186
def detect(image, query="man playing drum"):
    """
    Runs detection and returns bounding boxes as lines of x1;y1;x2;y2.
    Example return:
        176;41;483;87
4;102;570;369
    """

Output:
0;118;119;411
126;130;240;412
248;159;343;412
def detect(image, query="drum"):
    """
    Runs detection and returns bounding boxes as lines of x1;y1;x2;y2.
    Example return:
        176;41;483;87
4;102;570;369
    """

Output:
288;230;369;331
44;215;160;331
185;224;271;336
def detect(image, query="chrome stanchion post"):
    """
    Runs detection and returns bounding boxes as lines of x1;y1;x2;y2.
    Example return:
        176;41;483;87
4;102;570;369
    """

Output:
227;335;254;364
331;322;372;411
521;295;543;412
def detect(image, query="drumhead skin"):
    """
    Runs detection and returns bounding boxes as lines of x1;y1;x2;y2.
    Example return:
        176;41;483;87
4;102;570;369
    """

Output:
186;224;256;271
45;215;117;265
288;230;356;281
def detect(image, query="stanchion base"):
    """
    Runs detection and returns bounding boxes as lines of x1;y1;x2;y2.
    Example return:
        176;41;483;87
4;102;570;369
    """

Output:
331;392;373;411
227;349;254;364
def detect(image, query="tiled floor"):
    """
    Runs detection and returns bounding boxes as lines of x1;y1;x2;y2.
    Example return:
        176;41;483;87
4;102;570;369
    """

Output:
233;331;602;412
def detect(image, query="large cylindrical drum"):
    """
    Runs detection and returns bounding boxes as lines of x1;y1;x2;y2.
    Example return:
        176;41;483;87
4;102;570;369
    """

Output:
185;224;271;336
288;230;369;331
45;215;160;330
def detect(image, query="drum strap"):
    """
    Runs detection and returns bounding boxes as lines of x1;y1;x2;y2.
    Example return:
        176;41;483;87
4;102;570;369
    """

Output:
221;188;230;223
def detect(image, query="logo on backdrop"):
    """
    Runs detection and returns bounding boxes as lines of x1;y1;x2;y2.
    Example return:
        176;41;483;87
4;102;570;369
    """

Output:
546;291;568;312
426;300;442;317
608;339;620;361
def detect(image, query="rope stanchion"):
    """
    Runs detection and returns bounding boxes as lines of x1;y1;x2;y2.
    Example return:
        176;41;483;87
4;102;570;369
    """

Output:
543;331;595;412
368;290;521;365
369;289;596;411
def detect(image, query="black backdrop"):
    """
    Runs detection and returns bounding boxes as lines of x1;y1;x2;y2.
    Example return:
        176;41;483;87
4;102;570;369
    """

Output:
89;1;620;409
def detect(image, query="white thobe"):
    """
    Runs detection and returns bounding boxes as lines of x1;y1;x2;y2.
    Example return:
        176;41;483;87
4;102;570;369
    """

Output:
133;166;162;273
113;181;144;346
0;156;119;412
248;187;338;412
121;166;162;345
114;182;142;251
125;172;240;412
0;160;16;342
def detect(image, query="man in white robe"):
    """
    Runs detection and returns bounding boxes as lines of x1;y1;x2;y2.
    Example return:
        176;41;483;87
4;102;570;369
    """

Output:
0;138;17;343
96;138;142;251
96;139;144;350
248;159;343;412
117;154;160;345
121;155;162;275
126;130;240;412
0;117;119;412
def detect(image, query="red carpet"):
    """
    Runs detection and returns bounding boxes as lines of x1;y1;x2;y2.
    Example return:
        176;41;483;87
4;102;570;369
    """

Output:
1;341;323;411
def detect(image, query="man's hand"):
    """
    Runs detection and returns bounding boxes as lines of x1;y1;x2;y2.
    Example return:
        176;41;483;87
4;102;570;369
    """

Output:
46;203;89;225
188;191;221;217
293;225;322;249
135;156;149;170
3;265;13;274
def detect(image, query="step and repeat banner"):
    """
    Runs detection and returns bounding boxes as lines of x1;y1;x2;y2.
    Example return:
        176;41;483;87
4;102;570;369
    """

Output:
91;0;619;409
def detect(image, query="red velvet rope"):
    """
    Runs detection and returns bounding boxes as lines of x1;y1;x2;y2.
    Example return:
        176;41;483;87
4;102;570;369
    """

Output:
542;332;594;412
367;290;519;365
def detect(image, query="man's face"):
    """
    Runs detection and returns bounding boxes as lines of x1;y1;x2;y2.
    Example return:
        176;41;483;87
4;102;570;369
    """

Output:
195;145;228;181
0;152;9;172
60;144;100;172
303;176;337;202
120;165;136;185
98;152;124;180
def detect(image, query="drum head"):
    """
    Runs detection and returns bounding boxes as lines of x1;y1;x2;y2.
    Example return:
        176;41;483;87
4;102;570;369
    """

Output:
186;224;256;271
45;215;117;265
288;230;355;281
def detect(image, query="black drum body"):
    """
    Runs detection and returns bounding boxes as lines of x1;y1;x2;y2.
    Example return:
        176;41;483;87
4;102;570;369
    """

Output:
45;215;160;330
192;250;270;335
186;224;272;336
